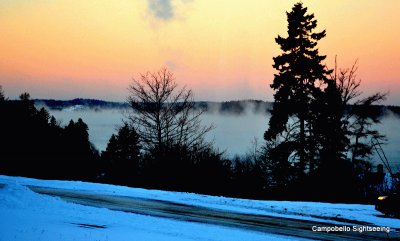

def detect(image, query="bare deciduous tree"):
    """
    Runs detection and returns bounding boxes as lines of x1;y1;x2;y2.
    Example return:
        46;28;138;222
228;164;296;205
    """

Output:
330;58;388;168
127;68;212;151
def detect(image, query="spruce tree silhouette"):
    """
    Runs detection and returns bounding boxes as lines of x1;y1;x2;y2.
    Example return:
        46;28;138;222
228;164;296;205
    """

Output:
265;2;332;180
61;118;99;181
101;123;141;186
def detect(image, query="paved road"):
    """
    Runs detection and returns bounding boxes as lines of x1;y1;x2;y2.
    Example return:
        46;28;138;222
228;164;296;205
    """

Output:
28;185;399;240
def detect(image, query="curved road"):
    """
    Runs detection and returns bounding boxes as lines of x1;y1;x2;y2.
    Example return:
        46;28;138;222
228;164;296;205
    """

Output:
29;186;399;240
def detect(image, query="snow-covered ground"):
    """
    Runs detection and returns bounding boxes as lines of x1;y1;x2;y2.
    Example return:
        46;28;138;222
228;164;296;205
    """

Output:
0;175;399;240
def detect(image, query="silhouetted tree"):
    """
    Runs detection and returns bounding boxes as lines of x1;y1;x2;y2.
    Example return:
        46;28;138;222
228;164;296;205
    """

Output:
265;2;332;177
328;60;387;199
49;116;59;128
61;118;99;180
127;67;212;152
326;60;386;167
127;68;215;189
301;59;388;201
261;3;388;202
101;123;141;185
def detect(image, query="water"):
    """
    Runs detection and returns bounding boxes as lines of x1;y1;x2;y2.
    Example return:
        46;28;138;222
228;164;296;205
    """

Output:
48;107;400;172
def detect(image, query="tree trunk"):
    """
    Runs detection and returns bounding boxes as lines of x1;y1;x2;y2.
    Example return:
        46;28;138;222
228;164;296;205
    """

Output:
299;116;305;172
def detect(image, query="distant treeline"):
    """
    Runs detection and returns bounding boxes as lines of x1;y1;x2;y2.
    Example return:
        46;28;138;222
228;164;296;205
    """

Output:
34;98;129;110
34;98;272;114
34;98;400;117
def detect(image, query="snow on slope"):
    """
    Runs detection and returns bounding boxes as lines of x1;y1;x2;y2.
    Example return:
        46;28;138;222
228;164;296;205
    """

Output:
1;175;399;229
0;178;305;241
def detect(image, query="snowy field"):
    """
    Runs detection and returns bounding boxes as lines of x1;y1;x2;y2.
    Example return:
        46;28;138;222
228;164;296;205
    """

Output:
1;175;399;241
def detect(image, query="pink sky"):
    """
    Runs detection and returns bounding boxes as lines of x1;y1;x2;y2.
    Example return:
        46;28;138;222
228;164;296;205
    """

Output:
0;1;399;104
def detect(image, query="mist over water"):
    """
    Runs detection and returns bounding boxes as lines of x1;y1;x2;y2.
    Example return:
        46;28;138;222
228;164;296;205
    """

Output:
375;112;400;171
48;106;400;172
202;111;269;157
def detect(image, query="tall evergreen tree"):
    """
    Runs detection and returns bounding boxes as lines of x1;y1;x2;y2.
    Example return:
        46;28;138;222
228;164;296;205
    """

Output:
60;118;99;180
101;123;141;185
265;2;332;174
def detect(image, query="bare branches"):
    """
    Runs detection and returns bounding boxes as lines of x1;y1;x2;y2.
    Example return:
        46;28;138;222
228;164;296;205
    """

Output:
329;58;389;167
330;57;362;105
329;58;388;108
127;68;212;151
357;92;388;106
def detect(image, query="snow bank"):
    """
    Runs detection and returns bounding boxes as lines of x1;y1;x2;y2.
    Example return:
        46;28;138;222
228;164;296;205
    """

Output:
1;174;399;237
0;176;303;241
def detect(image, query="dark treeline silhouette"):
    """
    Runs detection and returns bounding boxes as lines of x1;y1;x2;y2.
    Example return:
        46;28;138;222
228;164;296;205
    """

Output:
0;91;99;181
35;98;129;110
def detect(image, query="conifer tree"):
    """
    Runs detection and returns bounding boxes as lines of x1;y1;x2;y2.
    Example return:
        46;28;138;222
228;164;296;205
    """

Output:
265;2;332;174
102;123;141;185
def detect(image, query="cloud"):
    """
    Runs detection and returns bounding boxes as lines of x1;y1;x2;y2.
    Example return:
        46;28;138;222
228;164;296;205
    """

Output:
147;0;174;21
147;0;193;21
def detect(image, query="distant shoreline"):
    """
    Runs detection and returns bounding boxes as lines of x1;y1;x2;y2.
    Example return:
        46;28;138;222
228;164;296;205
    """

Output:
34;98;400;117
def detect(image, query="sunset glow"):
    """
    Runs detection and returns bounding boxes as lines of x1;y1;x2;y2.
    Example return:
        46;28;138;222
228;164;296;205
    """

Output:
1;0;399;103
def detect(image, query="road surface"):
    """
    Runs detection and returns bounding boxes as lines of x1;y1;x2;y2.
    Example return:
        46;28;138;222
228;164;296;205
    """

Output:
28;185;399;240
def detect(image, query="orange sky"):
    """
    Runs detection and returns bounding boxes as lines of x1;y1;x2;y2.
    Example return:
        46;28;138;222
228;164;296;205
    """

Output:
0;0;399;104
